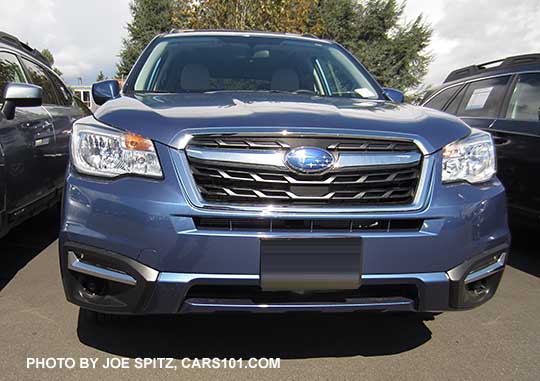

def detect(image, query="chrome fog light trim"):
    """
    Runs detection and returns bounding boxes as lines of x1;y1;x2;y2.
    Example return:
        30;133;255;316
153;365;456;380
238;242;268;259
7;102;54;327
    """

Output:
67;251;137;286
464;252;507;285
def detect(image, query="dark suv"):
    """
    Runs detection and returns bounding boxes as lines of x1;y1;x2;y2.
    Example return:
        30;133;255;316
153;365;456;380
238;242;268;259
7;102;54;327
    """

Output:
422;54;540;227
0;32;89;238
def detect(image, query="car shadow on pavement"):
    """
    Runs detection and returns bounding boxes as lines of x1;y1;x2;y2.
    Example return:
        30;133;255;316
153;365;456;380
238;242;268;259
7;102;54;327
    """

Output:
77;311;433;359
508;228;540;278
0;205;60;291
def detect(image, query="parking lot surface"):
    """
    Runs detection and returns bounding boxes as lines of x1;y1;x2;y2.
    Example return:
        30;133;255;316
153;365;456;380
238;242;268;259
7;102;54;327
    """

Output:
0;208;539;380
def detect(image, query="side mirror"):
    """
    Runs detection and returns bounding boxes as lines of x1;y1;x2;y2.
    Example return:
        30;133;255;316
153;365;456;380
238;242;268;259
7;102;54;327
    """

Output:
1;83;42;120
383;87;405;103
92;80;120;105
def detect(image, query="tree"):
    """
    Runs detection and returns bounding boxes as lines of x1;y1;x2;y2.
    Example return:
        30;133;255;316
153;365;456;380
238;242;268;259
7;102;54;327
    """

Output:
317;0;432;90
117;0;432;91
117;0;176;77
180;0;321;34
41;48;63;76
96;71;106;81
41;48;55;66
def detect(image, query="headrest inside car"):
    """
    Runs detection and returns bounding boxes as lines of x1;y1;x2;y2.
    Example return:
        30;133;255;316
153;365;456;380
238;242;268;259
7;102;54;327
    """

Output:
181;64;210;91
271;69;299;92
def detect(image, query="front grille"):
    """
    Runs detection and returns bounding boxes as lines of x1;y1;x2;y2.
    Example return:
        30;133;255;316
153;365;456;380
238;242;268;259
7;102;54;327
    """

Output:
194;217;424;233
186;135;422;207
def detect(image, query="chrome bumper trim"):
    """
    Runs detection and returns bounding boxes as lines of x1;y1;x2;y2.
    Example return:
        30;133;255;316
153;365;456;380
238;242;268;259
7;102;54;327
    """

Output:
158;272;259;283
157;271;448;284
184;300;414;310
67;251;137;286
464;252;507;285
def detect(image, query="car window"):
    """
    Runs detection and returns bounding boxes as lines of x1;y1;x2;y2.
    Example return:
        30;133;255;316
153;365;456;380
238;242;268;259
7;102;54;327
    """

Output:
21;57;59;105
0;51;26;103
423;85;461;111
445;85;466;115
133;36;381;99
505;73;540;122
49;73;72;106
453;76;510;118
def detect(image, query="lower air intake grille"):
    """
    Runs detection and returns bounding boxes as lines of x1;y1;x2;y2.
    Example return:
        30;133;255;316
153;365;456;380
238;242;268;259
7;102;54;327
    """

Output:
194;217;424;233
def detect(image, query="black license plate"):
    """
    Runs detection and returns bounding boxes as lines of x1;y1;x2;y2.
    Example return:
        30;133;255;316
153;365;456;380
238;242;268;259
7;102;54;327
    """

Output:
260;238;362;291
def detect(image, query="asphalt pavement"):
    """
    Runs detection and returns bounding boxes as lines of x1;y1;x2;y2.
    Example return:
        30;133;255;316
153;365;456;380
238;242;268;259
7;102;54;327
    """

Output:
0;207;539;380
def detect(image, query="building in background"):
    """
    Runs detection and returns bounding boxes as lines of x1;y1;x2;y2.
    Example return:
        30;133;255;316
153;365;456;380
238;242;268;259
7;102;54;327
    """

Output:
72;78;124;113
71;85;97;112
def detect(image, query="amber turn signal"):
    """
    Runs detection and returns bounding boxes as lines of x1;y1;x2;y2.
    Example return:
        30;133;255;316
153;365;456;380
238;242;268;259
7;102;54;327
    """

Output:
123;133;154;151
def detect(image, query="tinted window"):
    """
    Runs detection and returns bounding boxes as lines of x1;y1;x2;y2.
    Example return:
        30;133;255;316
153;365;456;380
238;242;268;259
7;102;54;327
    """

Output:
49;73;72;106
134;36;380;99
454;76;510;118
21;58;59;105
424;85;462;111
445;86;466;115
506;73;540;122
0;51;26;103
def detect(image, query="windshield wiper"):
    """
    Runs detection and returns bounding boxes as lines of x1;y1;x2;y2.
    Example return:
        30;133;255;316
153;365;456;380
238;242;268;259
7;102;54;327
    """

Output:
133;90;174;94
203;89;319;96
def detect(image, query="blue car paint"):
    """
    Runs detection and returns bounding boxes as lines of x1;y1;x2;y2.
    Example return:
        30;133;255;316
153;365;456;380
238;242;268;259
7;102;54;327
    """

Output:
62;140;508;275
93;93;471;154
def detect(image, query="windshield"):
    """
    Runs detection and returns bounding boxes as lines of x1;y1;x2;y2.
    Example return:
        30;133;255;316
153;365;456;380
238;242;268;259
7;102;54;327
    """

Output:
133;35;381;99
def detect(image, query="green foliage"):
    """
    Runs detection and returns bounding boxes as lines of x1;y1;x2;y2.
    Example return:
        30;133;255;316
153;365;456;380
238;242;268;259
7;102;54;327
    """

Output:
40;49;63;76
317;0;432;90
41;49;54;66
117;0;176;77
117;0;432;90
178;0;321;34
96;71;106;81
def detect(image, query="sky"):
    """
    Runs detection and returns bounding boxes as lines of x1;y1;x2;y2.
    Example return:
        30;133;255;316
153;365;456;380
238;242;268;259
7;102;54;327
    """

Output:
1;0;539;87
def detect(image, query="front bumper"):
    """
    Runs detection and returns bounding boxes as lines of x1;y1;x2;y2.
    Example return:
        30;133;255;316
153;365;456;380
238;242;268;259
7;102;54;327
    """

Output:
60;241;508;314
59;143;511;314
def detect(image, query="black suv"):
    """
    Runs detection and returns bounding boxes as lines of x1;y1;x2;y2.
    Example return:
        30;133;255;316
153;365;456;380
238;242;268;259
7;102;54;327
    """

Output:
422;54;540;227
0;32;89;238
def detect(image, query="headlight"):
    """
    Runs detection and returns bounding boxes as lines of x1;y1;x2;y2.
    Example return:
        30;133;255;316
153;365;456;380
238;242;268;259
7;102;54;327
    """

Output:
442;129;496;184
71;122;163;179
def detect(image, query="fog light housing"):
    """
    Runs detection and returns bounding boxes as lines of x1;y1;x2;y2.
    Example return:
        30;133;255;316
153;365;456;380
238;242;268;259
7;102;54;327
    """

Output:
447;245;508;309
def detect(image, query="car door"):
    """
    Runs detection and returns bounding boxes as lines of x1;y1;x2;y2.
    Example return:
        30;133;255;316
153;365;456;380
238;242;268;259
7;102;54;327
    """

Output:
20;57;85;188
0;51;55;214
45;71;89;184
490;72;540;222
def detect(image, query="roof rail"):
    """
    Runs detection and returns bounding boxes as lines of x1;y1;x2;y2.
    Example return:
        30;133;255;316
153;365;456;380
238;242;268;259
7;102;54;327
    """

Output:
444;53;540;83
166;28;320;39
0;31;51;67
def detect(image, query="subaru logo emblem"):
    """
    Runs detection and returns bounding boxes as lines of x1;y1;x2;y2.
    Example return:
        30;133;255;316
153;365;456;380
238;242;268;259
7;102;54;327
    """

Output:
285;147;335;174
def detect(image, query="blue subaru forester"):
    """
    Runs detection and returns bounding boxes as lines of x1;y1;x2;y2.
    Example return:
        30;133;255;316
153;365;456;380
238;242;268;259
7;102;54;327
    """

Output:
59;31;510;319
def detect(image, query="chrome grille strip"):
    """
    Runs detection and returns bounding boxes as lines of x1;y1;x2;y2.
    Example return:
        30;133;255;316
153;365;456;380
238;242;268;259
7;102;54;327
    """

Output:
189;136;419;152
186;146;421;170
191;165;420;185
200;185;414;201
186;147;286;168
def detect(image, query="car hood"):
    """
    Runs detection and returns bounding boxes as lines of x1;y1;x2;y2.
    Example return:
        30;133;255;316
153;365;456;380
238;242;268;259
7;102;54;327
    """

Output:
93;92;470;154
